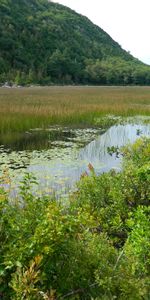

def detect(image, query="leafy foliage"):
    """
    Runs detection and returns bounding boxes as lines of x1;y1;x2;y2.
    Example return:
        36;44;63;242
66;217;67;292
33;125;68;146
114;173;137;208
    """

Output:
0;0;150;85
0;138;150;299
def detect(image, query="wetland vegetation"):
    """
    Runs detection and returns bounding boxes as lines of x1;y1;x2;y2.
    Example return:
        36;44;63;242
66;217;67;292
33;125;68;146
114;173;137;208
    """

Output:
0;86;150;299
0;86;150;194
0;86;150;134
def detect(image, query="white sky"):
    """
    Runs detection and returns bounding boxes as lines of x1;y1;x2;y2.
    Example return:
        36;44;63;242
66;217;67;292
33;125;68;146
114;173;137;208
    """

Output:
52;0;150;65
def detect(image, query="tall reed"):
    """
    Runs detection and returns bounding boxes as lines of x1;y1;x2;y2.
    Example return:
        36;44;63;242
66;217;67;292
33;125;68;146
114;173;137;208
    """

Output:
0;86;150;133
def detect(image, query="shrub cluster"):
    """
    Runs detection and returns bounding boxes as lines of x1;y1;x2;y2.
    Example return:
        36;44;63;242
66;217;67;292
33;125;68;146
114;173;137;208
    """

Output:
0;138;150;299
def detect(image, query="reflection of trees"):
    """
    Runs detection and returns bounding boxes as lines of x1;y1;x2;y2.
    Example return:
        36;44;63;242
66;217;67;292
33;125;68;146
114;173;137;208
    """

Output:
79;124;150;162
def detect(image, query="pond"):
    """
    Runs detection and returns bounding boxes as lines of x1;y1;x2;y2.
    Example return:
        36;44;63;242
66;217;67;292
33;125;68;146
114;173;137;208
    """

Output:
0;118;150;197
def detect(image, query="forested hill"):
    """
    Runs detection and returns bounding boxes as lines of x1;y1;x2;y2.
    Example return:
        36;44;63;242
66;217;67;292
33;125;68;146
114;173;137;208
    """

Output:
0;0;150;85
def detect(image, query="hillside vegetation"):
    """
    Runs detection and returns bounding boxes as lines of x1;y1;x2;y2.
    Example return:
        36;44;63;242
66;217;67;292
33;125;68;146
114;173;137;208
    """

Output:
1;0;150;85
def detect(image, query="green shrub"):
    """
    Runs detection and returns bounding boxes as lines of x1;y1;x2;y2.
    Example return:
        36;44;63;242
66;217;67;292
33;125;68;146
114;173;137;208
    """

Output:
0;138;150;299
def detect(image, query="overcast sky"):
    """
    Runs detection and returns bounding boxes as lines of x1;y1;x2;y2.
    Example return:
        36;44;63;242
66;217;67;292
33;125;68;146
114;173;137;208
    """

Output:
52;0;150;65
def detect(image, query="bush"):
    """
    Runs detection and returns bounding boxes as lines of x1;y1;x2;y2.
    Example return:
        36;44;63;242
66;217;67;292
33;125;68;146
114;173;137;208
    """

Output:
0;138;150;299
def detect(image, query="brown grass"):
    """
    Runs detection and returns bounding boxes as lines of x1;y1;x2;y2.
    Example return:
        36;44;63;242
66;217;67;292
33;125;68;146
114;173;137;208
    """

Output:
0;86;150;133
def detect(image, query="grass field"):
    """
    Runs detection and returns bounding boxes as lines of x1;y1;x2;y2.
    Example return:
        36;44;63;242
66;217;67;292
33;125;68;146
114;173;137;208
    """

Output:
0;86;150;134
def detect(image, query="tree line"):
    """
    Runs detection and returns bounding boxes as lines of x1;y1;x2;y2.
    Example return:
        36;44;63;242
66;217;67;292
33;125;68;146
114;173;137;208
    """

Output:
0;0;150;85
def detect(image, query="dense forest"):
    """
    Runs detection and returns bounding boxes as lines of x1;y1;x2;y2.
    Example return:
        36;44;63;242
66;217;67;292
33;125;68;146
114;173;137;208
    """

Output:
1;0;150;85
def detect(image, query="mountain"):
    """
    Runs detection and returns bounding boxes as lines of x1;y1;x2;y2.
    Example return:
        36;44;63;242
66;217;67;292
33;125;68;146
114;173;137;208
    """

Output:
0;0;150;85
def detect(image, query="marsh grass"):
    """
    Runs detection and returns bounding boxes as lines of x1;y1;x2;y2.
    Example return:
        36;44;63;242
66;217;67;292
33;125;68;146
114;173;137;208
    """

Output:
0;86;150;133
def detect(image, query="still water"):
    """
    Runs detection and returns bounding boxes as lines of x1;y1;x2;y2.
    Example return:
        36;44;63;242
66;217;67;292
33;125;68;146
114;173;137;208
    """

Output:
0;120;150;197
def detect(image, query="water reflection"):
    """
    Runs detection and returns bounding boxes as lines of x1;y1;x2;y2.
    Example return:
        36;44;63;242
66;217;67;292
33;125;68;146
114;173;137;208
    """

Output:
0;122;150;196
0;129;76;151
79;123;150;173
28;123;150;194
